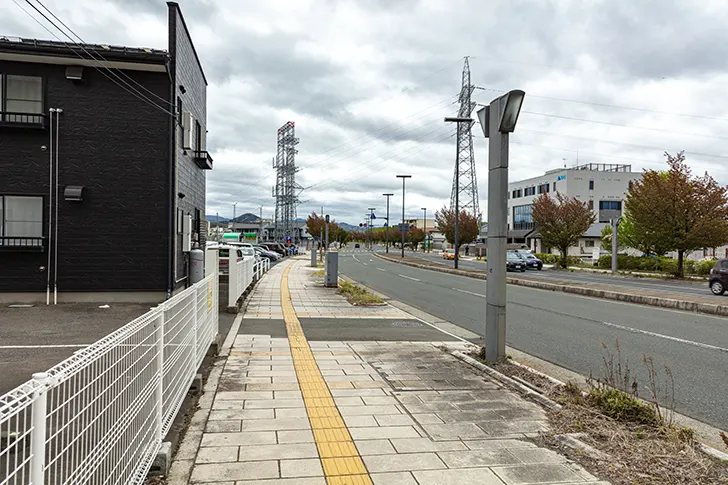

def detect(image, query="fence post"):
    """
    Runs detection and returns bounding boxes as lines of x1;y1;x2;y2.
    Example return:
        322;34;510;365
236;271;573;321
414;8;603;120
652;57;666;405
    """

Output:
228;252;237;308
193;285;199;365
30;372;50;485
155;308;164;441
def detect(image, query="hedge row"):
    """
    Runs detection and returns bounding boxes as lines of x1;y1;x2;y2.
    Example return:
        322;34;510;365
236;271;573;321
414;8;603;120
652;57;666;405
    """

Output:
595;255;714;275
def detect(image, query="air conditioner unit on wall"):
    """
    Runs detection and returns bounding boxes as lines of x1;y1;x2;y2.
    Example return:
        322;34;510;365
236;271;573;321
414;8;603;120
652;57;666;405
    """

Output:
182;112;193;150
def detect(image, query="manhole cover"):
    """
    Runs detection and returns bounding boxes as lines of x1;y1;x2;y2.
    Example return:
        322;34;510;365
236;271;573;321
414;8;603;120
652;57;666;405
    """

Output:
390;320;423;327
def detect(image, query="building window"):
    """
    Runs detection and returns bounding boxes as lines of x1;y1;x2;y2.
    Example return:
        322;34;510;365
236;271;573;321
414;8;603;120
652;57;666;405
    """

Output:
589;180;594;190
537;183;550;194
0;195;44;248
552;182;556;191
2;75;44;123
585;240;595;248
194;120;202;151
588;200;594;210
512;204;535;231
176;97;183;126
628;180;634;190
598;200;622;222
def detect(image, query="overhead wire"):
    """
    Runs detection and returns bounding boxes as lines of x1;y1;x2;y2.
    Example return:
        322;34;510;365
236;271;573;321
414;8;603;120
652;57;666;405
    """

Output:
29;0;175;107
14;0;176;117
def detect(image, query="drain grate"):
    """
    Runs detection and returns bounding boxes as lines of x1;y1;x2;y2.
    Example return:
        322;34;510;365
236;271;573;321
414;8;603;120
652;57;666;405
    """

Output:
390;320;423;327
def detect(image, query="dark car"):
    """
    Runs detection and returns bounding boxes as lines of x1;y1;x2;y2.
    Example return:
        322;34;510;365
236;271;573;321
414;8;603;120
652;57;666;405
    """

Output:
709;258;728;295
354;243;360;248
512;250;543;270
506;252;526;272
262;242;287;256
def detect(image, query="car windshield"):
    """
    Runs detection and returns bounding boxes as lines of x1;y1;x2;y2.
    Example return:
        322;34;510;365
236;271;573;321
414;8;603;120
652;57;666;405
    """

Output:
240;248;255;256
507;253;522;261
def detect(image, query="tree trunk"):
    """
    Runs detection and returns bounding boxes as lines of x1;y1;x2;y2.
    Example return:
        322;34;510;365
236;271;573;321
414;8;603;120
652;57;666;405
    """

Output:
676;250;684;278
559;246;569;269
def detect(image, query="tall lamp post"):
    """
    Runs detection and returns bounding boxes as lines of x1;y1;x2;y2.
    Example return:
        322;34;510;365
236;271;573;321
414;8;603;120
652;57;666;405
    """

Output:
477;89;525;362
367;208;376;250
421;208;427;253
383;193;393;253
396;175;411;258
232;202;239;225
444;117;473;269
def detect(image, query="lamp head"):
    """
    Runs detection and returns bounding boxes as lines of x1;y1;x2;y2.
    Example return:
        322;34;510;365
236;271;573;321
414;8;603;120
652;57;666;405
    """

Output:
497;89;525;133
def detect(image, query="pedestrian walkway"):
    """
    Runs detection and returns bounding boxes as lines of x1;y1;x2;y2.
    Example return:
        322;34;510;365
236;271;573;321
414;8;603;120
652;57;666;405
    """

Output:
171;258;610;485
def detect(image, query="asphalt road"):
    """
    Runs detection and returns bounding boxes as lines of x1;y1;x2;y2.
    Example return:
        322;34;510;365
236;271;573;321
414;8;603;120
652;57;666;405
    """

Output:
367;247;720;301
338;250;728;430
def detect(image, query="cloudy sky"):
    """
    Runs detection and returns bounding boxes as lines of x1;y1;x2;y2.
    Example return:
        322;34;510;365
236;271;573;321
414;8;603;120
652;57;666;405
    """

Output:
4;0;728;225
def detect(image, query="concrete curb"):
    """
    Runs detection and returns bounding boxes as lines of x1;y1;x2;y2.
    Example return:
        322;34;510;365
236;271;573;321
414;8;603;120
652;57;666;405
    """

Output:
450;350;562;411
375;253;728;317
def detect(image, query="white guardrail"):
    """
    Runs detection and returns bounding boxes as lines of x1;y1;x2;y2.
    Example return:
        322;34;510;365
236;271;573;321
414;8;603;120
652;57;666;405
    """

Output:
227;256;270;308
0;272;219;485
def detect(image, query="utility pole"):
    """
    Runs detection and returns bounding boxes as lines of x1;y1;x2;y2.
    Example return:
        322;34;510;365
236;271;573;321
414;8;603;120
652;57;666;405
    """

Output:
216;212;220;241
421;208;427;252
477;89;526;362
259;206;263;243
368;208;376;251
232;202;238;225
383;193;393;253
445;116;474;269
396;175;411;258
611;217;621;275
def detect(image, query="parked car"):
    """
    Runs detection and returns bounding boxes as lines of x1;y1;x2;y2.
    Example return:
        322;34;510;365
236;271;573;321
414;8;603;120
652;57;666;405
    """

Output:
709;258;728;295
443;249;455;260
262;242;287;256
354;243;360;248
510;250;542;270
254;245;280;261
227;242;260;261
506;252;526;272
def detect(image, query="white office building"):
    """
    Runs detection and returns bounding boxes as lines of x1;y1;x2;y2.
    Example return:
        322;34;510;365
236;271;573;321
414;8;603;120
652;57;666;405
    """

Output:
507;163;642;257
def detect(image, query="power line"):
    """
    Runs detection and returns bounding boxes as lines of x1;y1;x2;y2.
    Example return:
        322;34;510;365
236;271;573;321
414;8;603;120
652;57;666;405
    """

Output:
30;0;175;108
14;0;176;117
475;85;728;123
522;110;728;141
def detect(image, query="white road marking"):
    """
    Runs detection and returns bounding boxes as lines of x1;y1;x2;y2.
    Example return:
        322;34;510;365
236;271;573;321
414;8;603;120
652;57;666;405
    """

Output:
452;287;486;298
0;344;91;349
377;268;387;272
600;321;728;353
353;255;360;262
398;274;421;282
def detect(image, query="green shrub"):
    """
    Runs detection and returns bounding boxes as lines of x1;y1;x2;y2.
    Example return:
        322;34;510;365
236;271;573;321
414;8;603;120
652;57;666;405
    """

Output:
588;387;659;426
693;260;715;276
535;253;558;264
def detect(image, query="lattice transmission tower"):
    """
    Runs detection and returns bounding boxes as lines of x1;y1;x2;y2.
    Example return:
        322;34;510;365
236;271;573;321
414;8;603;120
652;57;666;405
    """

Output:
273;121;301;242
449;57;480;219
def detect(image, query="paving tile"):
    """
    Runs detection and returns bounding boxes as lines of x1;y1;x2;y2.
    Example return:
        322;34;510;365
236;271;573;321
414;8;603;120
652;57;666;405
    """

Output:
277;429;315;444
509;447;569;464
492;463;592;484
238;443;318;462
338;405;401;416
353;439;397;456
190;460;278;482
209;409;276;421
370;472;419;485
361;396;399;406
241;418;311;432
275;390;304;399
246;383;302;391
349;426;420;440
216;391;275;401
412;468;505;485
205;420;242;433
244;399;305;409
477;420;549;436
421;423;488;440
280;458;324;478
196;446;239;464
463;439;537;450
374;414;417;427
389;438;468;454
334;397;365;406
437;449;520;468
331;388;388;397
363;452;446;473
411;414;444;425
275;407;309;419
200;431;277;447
343;415;379;427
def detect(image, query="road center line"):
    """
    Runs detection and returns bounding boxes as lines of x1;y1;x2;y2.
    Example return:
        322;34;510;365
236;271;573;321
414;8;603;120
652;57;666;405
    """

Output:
376;268;386;272
600;321;728;353
452;287;486;298
398;274;421;282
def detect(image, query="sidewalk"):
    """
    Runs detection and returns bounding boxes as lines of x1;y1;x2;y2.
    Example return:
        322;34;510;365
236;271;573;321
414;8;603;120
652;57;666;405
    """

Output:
169;258;609;485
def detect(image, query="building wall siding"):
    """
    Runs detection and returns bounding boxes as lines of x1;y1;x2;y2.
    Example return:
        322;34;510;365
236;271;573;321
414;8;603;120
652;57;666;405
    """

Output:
0;60;171;292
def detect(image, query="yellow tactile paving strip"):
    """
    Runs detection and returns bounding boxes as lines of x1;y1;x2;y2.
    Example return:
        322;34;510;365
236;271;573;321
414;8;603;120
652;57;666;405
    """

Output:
281;263;373;485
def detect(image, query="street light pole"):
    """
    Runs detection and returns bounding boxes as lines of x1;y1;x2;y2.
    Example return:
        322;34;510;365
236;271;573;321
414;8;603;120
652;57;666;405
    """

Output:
477;89;525;362
383;193;393;253
421;207;427;252
396;175;411;258
367;208;376;250
232;202;238;224
611;217;622;275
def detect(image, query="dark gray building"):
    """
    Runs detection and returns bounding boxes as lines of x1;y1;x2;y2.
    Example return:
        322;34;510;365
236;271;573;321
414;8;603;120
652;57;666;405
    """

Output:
0;2;212;302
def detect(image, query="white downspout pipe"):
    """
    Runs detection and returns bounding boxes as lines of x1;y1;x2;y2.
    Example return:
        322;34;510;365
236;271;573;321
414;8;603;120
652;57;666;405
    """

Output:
54;109;62;305
46;108;55;305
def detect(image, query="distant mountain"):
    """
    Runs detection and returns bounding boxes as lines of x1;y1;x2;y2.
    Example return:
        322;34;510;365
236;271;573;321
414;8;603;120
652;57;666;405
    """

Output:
338;222;361;232
233;213;261;223
206;214;229;223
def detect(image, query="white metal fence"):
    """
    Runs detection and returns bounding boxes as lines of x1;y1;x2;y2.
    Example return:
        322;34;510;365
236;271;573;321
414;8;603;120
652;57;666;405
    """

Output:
227;256;270;308
0;273;219;485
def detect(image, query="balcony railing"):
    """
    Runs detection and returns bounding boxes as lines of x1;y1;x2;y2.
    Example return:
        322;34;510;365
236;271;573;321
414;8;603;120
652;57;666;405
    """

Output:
0;111;48;129
192;150;213;170
0;236;46;251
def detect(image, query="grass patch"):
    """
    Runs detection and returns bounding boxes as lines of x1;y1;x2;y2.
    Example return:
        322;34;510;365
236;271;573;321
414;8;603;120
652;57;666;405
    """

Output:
312;269;325;277
338;281;384;306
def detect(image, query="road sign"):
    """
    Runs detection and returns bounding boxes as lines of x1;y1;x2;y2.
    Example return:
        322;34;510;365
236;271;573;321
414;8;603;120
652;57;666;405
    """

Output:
286;235;292;245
